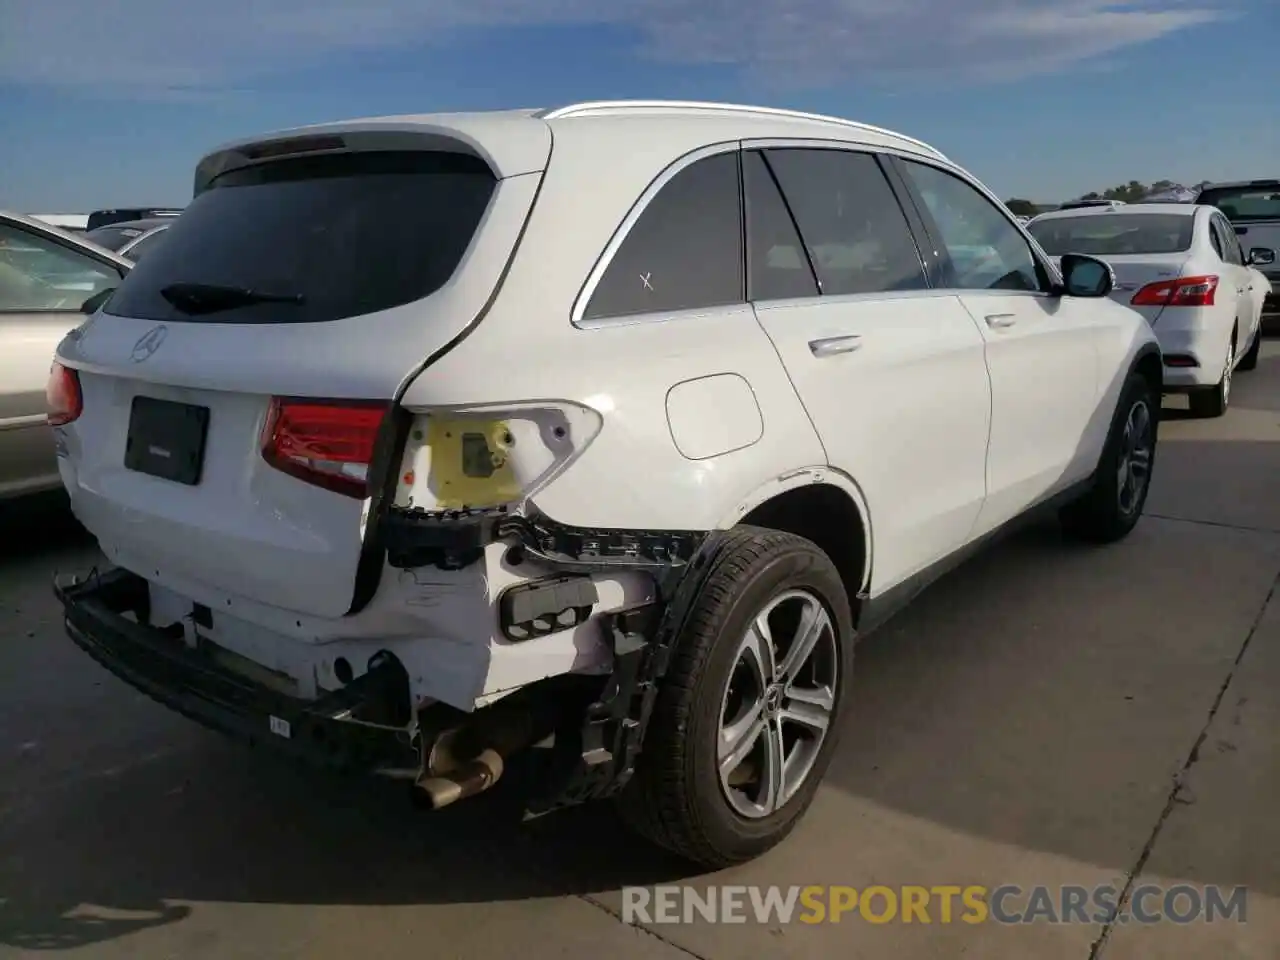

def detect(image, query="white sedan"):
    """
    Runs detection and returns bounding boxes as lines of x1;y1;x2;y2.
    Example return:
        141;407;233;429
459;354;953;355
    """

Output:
1027;203;1272;417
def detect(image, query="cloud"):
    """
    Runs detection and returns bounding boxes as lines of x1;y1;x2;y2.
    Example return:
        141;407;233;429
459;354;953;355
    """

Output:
0;0;1230;99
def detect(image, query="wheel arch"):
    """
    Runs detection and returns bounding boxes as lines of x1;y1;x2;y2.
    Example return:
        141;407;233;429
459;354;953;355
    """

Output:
1130;340;1163;398
719;467;873;624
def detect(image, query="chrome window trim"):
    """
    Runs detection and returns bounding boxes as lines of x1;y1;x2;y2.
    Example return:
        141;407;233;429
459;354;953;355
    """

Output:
570;140;744;329
117;224;169;258
738;136;942;165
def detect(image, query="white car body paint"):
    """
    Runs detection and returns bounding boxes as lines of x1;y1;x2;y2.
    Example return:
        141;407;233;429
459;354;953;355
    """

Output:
665;374;764;461
54;101;1159;716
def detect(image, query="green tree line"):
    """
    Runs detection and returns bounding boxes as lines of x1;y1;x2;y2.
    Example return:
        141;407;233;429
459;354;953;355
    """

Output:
1004;180;1213;217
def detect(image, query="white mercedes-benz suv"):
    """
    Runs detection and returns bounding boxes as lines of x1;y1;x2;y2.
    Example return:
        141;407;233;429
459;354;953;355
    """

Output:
50;100;1162;868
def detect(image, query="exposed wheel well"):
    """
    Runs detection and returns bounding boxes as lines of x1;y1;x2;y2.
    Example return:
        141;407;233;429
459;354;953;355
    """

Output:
739;484;867;624
1134;350;1162;399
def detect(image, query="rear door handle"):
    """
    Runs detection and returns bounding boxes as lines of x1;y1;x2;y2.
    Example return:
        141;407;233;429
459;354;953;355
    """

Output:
808;335;862;358
984;313;1018;329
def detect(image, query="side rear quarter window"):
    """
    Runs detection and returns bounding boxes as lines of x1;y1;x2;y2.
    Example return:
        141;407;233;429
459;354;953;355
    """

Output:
761;148;927;296
899;160;1044;293
582;151;744;321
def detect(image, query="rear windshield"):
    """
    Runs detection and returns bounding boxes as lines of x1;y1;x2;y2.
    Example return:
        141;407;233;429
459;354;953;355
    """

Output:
86;225;146;251
1027;213;1194;256
106;150;497;324
1196;186;1280;223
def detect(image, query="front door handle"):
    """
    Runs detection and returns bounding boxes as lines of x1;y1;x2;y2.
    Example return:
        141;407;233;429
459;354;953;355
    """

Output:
808;335;862;358
984;313;1018;329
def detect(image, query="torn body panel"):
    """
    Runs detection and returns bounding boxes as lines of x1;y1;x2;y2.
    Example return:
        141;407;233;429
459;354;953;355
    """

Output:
380;498;724;807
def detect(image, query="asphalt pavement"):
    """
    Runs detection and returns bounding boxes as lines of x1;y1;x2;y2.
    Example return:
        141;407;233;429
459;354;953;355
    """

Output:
2;342;1278;959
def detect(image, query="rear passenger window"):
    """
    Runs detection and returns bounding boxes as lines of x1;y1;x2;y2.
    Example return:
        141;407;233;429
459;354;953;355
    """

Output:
583;152;744;321
762;148;927;296
743;151;819;301
1215;218;1243;265
1208;219;1225;258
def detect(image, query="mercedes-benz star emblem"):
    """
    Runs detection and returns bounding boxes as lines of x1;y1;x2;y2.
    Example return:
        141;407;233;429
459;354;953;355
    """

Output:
130;325;168;363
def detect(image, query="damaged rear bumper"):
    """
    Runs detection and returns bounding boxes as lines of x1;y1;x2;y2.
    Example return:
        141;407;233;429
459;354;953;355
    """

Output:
55;567;419;776
56;504;732;812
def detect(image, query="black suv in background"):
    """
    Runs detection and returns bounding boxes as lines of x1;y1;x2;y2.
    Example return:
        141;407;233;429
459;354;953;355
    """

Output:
85;207;183;231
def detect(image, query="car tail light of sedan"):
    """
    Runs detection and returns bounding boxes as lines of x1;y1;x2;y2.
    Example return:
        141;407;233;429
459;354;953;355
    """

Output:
1131;275;1219;308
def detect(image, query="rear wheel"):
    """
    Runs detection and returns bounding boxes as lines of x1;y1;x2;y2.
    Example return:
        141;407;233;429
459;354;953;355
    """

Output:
1060;371;1157;543
1188;335;1233;418
617;526;854;868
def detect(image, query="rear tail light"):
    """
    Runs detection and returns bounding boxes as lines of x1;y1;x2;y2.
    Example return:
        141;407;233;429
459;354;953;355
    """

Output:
46;361;83;426
261;398;388;498
1131;275;1218;308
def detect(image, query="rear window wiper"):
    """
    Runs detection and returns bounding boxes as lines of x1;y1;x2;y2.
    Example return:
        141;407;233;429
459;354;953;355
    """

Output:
159;281;306;314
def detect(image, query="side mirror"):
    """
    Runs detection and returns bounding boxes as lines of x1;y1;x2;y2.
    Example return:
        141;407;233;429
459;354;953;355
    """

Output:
1247;247;1276;267
80;287;116;314
1059;253;1114;298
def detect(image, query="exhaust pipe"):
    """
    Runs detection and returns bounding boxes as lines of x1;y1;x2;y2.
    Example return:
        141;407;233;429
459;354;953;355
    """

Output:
416;748;507;808
413;698;544;810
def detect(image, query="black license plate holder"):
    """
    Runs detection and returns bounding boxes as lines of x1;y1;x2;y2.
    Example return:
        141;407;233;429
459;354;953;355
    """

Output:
124;396;210;486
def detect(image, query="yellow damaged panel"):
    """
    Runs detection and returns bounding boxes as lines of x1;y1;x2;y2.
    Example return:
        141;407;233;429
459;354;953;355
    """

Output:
424;418;523;509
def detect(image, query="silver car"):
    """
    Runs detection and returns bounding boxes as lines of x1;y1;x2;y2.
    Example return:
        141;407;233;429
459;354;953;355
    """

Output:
84;218;173;262
0;210;131;500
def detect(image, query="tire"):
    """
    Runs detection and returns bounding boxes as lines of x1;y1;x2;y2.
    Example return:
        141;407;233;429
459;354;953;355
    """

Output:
1238;326;1260;371
616;526;855;868
1060;371;1158;544
1188;334;1233;418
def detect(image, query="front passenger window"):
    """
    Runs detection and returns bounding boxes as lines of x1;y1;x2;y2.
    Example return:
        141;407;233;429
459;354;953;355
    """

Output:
0;224;119;312
900;160;1045;293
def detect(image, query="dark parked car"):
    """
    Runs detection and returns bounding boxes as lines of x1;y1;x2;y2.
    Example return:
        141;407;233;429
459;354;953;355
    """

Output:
84;218;172;262
85;207;182;231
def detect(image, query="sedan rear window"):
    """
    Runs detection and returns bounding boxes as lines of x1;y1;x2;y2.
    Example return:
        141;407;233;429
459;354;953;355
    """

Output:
106;150;496;324
86;225;145;251
1027;213;1194;256
1196;185;1280;223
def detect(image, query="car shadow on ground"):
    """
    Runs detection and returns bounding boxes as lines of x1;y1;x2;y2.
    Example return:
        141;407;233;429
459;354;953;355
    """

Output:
1160;347;1280;419
1;445;1277;950
0;491;92;563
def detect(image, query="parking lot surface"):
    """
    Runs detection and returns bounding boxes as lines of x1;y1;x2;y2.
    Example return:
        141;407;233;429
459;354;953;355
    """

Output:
2;342;1278;959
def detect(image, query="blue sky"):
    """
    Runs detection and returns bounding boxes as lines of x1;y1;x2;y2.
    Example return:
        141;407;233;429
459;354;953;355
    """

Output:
1;0;1276;212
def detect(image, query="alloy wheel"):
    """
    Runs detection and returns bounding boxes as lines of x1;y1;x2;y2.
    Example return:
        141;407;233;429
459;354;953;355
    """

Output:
1116;399;1153;516
717;588;839;819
